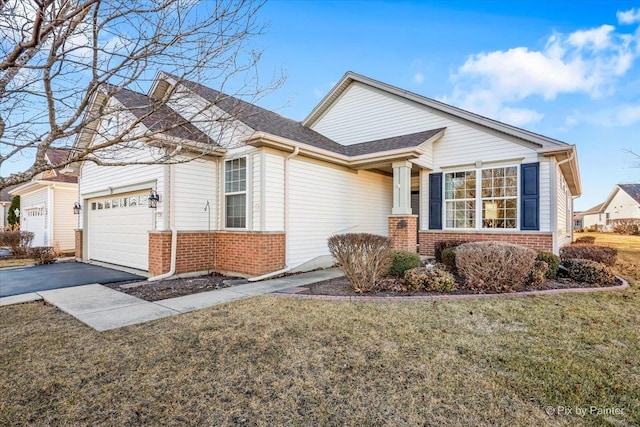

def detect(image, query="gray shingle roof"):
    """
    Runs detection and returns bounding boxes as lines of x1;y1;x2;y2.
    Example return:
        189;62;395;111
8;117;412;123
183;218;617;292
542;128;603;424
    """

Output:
0;185;16;202
619;184;640;203
112;88;218;146
343;129;445;156
172;77;347;154
45;148;70;166
582;203;604;214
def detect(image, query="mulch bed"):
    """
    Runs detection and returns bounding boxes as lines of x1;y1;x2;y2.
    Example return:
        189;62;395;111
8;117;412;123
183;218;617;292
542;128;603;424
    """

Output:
105;274;240;302
299;275;623;297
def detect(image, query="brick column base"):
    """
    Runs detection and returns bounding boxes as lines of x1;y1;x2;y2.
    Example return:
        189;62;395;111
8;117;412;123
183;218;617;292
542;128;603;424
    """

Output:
74;229;83;260
388;215;418;253
148;231;172;276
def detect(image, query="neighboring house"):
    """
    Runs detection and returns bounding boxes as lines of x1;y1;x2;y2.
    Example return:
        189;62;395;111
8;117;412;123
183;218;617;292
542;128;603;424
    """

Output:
74;71;581;277
0;185;15;230
573;211;583;230
579;184;640;231
9;149;78;251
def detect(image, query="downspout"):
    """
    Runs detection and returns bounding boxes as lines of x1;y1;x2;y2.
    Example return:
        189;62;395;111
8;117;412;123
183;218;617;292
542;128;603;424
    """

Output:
148;146;181;281
248;146;299;282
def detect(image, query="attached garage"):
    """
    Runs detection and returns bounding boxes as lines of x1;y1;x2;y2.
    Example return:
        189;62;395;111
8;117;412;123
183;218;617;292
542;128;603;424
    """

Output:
23;207;47;246
87;191;153;271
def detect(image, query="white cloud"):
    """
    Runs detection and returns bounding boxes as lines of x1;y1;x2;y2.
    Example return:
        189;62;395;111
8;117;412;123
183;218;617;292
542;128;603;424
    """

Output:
443;22;640;127
414;72;424;84
617;8;640;24
565;104;640;127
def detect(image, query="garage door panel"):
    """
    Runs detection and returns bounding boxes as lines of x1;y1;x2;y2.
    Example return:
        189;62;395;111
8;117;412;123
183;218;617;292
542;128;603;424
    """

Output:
88;192;151;271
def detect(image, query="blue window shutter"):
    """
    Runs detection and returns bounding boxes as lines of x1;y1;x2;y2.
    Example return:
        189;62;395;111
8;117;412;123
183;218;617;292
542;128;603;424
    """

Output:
429;172;443;230
520;162;539;230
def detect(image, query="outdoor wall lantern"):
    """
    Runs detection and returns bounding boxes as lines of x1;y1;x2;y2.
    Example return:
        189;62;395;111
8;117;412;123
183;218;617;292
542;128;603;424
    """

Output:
73;202;81;215
148;190;160;209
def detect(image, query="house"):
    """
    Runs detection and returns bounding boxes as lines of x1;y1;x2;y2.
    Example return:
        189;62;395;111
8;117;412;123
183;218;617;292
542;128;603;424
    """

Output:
0;185;15;230
74;71;581;277
578;184;640;231
9;149;78;252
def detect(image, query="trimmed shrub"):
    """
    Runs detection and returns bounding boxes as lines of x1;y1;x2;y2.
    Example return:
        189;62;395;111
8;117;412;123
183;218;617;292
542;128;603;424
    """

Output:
575;235;595;244
528;260;549;288
560;244;617;266
536;251;560;279
441;247;457;272
456;241;536;293
388;250;421;276
327;233;392;293
0;231;34;257
434;240;469;263
404;267;456;293
29;246;56;265
562;259;616;285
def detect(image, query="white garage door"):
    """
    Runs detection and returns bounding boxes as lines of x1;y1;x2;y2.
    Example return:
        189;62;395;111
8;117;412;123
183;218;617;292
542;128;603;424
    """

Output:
23;207;46;246
88;192;152;271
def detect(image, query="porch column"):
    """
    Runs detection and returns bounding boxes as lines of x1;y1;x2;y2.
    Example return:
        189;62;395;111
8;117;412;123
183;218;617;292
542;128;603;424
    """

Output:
392;160;412;215
389;160;417;252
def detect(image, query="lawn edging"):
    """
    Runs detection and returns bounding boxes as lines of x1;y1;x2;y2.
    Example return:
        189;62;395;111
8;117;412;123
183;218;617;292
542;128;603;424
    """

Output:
275;276;630;301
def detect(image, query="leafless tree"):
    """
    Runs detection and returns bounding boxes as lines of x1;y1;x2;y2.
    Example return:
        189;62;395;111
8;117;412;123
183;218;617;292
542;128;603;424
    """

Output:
624;149;639;168
0;0;282;190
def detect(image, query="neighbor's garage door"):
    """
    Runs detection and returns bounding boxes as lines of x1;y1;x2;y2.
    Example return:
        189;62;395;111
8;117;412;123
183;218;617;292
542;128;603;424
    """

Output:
88;192;152;271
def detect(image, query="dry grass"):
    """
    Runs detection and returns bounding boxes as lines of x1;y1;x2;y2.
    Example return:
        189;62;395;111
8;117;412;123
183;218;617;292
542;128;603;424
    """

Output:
1;235;639;426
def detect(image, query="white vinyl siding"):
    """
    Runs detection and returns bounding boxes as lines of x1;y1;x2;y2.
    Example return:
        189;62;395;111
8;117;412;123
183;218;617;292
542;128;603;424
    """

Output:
287;157;392;266
556;167;572;248
263;151;285;231
603;190;640;220
173;158;218;230
52;188;77;251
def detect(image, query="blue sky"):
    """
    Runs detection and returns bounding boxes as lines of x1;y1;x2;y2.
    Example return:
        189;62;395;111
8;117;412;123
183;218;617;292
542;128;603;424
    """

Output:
251;0;640;211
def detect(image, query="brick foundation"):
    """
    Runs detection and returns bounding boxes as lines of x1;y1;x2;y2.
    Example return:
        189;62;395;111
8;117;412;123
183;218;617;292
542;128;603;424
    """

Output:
148;230;285;277
388;215;418;252
74;229;83;260
215;231;285;276
419;231;554;256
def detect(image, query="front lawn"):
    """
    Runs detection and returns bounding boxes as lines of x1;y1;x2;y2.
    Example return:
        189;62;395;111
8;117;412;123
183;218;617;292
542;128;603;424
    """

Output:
1;235;638;426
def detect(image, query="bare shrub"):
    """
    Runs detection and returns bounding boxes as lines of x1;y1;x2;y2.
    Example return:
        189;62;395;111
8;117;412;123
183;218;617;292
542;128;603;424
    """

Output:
562;259;616;285
0;231;34;257
560;244;617;266
404;267;456;293
575;236;595;244
456;242;536;292
528;260;549;288
29;247;56;265
327;233;392;293
610;219;640;235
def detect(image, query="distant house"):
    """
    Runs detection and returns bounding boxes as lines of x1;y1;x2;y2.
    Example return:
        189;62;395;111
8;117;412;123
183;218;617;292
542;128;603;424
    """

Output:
579;184;640;231
9;149;79;251
0;185;15;230
73;71;581;277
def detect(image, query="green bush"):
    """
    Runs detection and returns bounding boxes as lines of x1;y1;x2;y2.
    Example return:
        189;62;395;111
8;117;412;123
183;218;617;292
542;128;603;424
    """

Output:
404;267;456;293
441;247;457;272
528;260;549;288
434;240;468;262
456;241;536;293
388;250;421;276
7;195;20;225
562;259;616;285
575;235;595;244
327;233;392;293
536;251;560;279
560;244;617;266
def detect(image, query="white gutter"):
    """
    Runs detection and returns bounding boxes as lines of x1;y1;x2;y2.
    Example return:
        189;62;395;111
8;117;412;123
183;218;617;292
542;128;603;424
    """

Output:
148;146;182;281
248;146;300;282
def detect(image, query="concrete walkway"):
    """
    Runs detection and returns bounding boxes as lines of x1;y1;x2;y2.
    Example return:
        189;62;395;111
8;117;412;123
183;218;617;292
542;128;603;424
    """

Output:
0;268;343;331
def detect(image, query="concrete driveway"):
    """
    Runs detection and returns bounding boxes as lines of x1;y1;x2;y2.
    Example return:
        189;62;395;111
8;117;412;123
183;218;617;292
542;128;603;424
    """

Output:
0;262;145;297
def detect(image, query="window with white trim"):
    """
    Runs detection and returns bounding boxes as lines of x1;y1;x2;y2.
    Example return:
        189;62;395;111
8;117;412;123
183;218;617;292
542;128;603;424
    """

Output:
444;166;518;230
224;157;247;228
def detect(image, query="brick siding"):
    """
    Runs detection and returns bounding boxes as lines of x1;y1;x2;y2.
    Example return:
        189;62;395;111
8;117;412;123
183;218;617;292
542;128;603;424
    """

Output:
419;231;554;256
74;229;83;260
388;215;418;253
148;230;285;277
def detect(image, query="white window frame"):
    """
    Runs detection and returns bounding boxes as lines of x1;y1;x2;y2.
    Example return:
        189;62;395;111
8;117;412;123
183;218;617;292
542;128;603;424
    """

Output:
443;164;520;231
223;156;249;229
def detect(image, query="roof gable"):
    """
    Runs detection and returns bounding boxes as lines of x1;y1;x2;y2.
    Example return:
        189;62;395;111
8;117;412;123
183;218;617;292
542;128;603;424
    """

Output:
619;184;640;204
